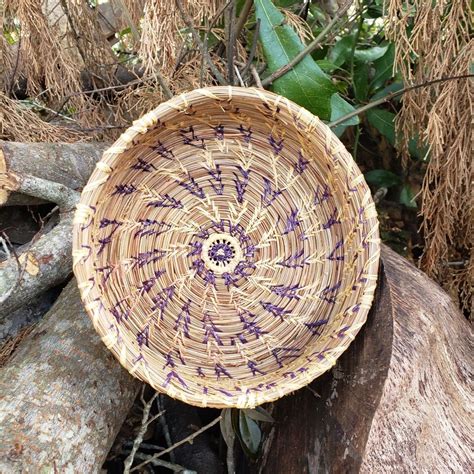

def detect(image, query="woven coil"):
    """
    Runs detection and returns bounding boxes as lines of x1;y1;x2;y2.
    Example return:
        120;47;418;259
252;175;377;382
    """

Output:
73;87;380;408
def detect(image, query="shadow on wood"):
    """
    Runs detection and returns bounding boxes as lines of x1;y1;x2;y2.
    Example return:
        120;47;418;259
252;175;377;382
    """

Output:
257;245;472;473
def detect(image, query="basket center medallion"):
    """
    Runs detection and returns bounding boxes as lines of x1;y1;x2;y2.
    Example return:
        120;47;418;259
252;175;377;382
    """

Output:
202;233;242;273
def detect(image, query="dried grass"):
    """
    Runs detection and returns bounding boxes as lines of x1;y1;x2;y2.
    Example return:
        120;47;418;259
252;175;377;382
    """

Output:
386;0;473;315
0;92;85;142
138;0;221;79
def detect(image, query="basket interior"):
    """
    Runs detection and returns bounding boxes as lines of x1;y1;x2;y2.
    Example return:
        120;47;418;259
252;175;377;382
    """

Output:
73;87;380;408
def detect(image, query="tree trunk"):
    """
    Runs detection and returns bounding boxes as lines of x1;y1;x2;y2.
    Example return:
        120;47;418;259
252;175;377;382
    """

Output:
0;279;141;473
257;245;472;473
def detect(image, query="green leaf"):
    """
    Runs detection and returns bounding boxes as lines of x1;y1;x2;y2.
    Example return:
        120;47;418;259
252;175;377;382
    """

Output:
371;82;403;100
243;407;275;423
399;185;417;208
366;107;396;145
370;43;395;90
353;62;369;101
330;93;359;137
353;44;389;63
367;107;423;158
220;409;235;448
255;0;338;119
238;411;262;457
316;59;340;73
365;169;402;188
328;35;355;68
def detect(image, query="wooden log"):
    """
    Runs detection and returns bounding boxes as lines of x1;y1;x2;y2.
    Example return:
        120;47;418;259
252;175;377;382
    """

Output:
257;245;473;473
0;279;141;473
0;174;80;318
0;141;107;204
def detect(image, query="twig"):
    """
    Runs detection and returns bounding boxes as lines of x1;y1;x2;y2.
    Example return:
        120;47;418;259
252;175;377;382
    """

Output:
328;74;474;128
123;390;160;473
175;0;227;85
226;430;236;474
235;0;254;40
151;70;174;100
128;452;196;473
261;0;352;87
130;415;223;472
157;395;175;463
9;173;80;211
235;65;245;86
225;1;237;84
250;64;263;88
241;18;260;79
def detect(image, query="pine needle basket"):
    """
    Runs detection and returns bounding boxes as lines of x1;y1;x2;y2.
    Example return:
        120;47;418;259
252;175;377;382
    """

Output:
73;87;380;409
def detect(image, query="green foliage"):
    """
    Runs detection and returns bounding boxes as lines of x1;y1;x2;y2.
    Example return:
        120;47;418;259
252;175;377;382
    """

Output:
365;170;403;188
255;0;357;124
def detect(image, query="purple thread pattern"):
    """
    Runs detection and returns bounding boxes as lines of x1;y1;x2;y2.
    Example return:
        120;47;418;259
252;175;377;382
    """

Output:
215;363;232;379
180;125;206;149
208;165;224;195
277;249;309;269
319;281;342;304
268;134;284;154
112;184;137;196
151;286;175;319
272;347;301;368
260;301;290;320
177;173;206;199
270;284;301;300
328;239;344;261
151;141;174;160
131;249;167;268
131;157;157;172
304;319;329;335
314;184;331;205
174;300;192;338
239;310;267;339
283;209;300;234
234;166;250;203
134;219;171;238
294;151;309;174
238;124;252;143
147;194;183;209
262;177;282;207
202;312;223;345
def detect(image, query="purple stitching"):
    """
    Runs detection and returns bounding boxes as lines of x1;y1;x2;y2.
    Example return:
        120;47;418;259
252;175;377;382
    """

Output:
131;157;156;172
234;167;249;203
262;177;282;207
277;249;309;268
270;284;301;300
202;312;223;345
147;194;183;209
304;319;329;335
112;184;136;196
283;209;300;234
260;301;290;320
151;141;174;160
177;173;206;199
294;151;309;174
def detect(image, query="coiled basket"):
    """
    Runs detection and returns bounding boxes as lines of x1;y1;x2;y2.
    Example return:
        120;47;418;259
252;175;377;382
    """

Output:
73;87;380;408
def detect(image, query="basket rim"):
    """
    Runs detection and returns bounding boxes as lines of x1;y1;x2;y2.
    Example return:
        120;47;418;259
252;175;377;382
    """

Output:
72;86;381;409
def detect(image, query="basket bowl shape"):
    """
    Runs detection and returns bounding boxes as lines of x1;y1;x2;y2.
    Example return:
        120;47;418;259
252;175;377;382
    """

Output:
73;87;380;408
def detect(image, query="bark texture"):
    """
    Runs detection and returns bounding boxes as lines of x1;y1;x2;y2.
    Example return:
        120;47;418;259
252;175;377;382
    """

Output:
257;245;473;473
0;140;107;204
0;213;74;318
0;279;141;473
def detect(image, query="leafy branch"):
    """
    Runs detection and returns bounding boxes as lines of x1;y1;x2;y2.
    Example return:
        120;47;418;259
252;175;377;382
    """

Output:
328;74;474;128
